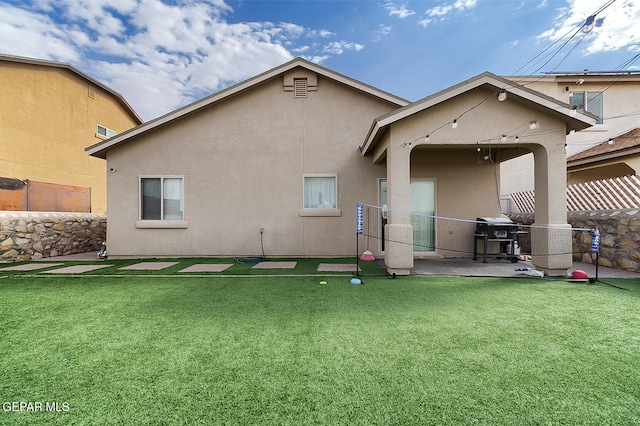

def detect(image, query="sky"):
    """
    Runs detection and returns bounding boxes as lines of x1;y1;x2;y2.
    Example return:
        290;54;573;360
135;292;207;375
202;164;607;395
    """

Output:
1;0;639;121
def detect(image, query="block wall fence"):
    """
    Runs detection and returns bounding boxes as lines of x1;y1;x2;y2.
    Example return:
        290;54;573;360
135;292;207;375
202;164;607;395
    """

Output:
0;212;106;262
509;209;640;274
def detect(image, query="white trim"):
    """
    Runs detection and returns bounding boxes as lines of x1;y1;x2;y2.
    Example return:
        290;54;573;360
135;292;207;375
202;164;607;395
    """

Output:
136;220;189;229
299;209;342;217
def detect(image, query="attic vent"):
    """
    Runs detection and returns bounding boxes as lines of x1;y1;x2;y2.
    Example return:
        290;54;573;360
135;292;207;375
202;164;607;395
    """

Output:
294;78;307;98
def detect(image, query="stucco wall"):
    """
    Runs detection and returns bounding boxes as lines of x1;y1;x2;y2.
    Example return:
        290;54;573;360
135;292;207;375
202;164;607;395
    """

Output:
104;72;396;258
0;211;106;262
0;59;140;213
509;210;640;273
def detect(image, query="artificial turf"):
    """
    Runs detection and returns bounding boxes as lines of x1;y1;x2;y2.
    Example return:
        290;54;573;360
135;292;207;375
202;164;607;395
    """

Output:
1;273;639;425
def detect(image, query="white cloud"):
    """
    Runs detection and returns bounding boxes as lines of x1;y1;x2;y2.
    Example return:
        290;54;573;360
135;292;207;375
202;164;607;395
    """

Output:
323;41;364;55
0;0;363;120
0;4;80;62
373;24;393;42
307;29;335;38
419;0;478;27
540;0;640;56
302;55;330;65
384;3;416;19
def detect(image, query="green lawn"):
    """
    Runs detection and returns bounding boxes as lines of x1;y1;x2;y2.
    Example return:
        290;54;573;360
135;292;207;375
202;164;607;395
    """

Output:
1;271;639;425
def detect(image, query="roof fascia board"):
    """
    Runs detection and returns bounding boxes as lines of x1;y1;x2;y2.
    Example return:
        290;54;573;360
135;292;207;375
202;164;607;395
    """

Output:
568;146;640;167
86;57;408;158
361;73;596;155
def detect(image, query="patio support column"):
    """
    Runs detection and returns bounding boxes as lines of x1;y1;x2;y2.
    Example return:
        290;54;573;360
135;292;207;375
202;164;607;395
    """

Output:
531;143;572;276
385;143;413;276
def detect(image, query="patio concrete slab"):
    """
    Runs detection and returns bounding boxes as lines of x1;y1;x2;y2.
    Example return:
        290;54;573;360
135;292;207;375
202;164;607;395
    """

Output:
382;258;640;279
119;262;179;271
252;261;297;269
317;263;360;272
178;264;234;273
44;265;113;274
0;263;63;271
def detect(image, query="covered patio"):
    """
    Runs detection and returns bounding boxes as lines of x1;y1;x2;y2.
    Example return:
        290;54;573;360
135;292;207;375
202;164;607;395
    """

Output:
361;72;596;276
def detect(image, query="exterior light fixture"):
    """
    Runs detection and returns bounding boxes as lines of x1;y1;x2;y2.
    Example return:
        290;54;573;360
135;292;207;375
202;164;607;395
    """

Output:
501;135;507;142
529;120;539;129
608;138;614;145
498;90;507;102
451;119;458;129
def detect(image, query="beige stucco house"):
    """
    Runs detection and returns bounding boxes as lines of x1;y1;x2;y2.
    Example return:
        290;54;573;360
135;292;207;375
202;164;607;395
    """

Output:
501;71;640;211
567;128;640;184
87;58;595;275
0;54;141;213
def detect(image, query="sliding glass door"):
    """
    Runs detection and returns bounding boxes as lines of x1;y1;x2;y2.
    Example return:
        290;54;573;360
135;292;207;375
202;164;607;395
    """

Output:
379;179;435;253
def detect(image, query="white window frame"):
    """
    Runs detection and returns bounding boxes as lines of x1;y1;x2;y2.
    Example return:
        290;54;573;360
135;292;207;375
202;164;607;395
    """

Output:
96;124;117;139
300;174;341;217
136;175;188;229
569;91;603;124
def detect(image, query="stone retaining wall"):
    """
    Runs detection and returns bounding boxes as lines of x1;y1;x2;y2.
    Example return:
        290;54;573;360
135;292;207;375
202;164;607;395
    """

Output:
0;211;106;262
509;209;640;273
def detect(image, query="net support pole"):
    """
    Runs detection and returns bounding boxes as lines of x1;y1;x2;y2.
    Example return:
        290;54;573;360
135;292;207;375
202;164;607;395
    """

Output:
356;203;363;281
591;228;600;283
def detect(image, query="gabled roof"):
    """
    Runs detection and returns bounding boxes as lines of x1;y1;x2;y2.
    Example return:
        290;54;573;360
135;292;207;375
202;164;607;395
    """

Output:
0;53;142;124
361;71;597;155
86;57;409;159
567;128;640;166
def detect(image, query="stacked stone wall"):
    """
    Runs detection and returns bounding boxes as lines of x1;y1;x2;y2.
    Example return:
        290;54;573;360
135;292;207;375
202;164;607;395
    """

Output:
509;209;640;273
0;211;106;262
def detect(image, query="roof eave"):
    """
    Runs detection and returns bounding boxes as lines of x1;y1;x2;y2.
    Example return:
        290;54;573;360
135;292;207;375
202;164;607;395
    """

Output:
86;57;408;159
361;72;596;155
568;146;640;168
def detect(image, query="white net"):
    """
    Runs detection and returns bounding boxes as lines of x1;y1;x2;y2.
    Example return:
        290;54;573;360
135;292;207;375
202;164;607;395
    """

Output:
357;203;598;259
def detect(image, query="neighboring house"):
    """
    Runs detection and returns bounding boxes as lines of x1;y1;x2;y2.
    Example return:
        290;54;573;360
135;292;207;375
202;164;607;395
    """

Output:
509;128;640;213
0;54;142;213
567;127;640;184
86;58;594;276
500;71;640;211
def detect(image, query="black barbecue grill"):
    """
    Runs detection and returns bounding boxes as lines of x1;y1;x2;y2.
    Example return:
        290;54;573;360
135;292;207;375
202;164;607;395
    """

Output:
473;216;520;263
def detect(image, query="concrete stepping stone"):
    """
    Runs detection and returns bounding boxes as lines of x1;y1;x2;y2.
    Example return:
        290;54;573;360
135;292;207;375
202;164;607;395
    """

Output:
44;265;112;274
317;263;360;272
252;261;297;269
178;264;233;273
0;263;63;271
118;262;179;271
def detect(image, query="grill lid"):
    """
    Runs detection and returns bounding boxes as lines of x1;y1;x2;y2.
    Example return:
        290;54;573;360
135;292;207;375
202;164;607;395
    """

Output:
476;215;514;224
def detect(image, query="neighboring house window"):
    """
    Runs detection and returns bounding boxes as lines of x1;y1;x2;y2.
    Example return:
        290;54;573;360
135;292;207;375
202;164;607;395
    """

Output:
570;91;603;124
304;175;337;209
294;78;307;98
140;177;184;220
97;125;117;138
